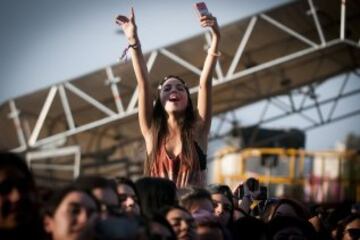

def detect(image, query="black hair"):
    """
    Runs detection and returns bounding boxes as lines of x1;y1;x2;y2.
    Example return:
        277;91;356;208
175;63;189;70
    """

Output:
144;75;198;176
114;177;138;196
114;177;142;214
158;204;191;218
0;152;35;191
231;216;267;240
267;216;317;240
42;185;100;217
135;177;177;218
207;184;233;206
179;186;212;211
335;213;360;240
0;152;44;239
207;184;234;227
147;213;177;240
244;177;259;192
73;176;117;193
269;198;311;221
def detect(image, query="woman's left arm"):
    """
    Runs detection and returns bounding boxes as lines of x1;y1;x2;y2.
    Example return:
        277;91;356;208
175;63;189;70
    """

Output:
197;14;220;138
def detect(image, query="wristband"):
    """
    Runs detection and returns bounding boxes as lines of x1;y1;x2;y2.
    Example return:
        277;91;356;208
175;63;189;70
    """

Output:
118;42;141;62
207;49;221;57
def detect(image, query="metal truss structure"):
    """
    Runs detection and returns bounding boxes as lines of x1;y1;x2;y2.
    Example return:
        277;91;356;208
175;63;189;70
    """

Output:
0;0;359;180
209;71;360;147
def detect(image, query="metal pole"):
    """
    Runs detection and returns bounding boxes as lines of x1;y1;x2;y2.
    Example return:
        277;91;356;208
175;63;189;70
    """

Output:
308;0;326;45
64;82;116;116
340;0;346;40
58;84;75;130
227;16;257;77
260;14;318;48
160;48;203;76
8;100;27;151
105;66;125;114
28;86;58;146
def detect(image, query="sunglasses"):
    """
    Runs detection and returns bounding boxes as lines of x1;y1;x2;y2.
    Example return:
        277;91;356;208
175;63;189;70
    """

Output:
345;228;360;239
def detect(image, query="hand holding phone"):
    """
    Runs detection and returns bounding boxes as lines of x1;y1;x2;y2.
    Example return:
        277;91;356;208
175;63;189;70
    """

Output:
194;2;210;17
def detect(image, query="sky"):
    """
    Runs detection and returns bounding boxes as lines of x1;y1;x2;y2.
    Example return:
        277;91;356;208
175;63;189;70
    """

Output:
0;0;359;151
0;0;291;103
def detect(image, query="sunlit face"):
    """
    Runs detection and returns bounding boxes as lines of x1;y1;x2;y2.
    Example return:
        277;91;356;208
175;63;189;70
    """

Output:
117;184;140;216
211;193;232;226
44;191;98;240
159;78;189;114
166;208;196;240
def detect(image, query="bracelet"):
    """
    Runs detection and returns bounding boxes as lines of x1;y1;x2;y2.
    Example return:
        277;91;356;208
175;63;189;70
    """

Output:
118;42;141;62
128;42;140;49
207;49;221;57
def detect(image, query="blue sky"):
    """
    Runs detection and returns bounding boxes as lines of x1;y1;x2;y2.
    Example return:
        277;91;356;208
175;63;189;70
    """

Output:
1;0;359;150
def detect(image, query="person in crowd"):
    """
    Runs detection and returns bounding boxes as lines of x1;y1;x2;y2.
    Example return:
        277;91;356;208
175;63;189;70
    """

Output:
196;220;225;240
324;203;354;239
308;205;333;240
147;214;177;240
135;177;177;218
234;177;267;218
115;6;220;188
178;186;215;223
73;176;121;219
159;205;197;240
0;152;44;239
264;198;311;222
93;214;148;240
114;177;141;216
207;184;234;227
335;214;360;240
42;185;99;240
267;216;317;240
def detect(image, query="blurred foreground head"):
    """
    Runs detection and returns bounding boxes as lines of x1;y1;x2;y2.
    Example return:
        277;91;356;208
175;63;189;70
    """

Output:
43;185;100;240
0;152;43;238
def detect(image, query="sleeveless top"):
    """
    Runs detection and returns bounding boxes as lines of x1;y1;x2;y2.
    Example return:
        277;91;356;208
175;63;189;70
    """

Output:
150;142;207;188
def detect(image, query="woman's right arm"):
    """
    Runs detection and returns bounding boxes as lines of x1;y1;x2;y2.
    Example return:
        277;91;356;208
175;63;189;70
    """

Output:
116;8;153;140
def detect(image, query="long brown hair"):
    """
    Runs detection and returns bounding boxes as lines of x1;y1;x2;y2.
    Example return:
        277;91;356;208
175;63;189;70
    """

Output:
144;76;199;175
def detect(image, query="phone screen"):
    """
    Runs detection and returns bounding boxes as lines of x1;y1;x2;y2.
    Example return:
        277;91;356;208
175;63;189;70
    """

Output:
194;2;210;16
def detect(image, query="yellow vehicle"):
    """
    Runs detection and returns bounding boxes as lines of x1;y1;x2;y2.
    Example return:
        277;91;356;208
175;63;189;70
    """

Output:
213;147;360;203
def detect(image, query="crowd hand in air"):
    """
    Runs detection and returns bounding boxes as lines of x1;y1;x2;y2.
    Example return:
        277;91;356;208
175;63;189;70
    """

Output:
115;8;138;44
199;14;220;37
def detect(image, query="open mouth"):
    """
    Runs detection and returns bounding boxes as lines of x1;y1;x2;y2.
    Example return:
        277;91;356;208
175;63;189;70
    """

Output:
169;94;179;102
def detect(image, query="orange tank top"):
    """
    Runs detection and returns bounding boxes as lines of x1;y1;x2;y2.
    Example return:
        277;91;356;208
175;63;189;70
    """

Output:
150;143;205;188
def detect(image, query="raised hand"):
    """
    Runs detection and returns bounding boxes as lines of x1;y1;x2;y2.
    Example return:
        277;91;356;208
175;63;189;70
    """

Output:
115;8;137;44
199;14;220;37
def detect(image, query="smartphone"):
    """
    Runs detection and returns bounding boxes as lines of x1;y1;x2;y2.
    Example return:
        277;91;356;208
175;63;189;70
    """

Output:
194;2;210;17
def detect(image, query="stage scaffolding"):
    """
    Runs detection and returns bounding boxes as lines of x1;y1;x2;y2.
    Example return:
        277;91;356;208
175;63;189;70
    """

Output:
0;0;359;183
